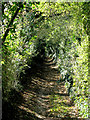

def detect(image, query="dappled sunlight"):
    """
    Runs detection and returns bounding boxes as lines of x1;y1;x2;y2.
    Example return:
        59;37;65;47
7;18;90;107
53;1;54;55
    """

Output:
14;57;81;119
48;94;79;118
2;2;89;120
18;105;46;119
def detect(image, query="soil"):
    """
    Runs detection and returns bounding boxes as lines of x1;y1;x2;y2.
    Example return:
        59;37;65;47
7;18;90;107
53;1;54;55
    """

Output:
3;57;84;120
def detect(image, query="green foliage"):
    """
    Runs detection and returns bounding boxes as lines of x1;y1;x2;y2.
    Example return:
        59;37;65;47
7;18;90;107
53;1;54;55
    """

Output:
2;2;40;101
2;2;89;118
36;2;89;118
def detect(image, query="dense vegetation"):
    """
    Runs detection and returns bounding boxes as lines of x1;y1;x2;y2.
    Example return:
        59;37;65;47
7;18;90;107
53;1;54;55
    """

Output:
1;2;89;118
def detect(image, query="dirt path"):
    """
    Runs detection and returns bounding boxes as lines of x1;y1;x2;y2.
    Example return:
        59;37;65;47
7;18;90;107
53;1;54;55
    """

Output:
16;57;81;120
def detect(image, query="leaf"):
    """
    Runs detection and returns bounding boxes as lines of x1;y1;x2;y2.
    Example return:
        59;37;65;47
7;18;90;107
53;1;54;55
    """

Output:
1;61;4;65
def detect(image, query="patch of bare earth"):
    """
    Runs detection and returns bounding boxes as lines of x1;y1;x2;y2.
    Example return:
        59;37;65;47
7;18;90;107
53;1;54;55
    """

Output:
17;57;83;120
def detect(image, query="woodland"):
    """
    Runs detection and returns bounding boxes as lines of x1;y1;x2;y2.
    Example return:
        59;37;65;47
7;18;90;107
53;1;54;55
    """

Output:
1;1;90;120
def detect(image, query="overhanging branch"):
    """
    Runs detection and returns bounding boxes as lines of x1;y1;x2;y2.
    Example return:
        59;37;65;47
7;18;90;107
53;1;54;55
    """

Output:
2;3;23;45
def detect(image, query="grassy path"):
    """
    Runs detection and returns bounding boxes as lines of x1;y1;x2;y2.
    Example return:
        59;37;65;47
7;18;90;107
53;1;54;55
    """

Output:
14;57;83;120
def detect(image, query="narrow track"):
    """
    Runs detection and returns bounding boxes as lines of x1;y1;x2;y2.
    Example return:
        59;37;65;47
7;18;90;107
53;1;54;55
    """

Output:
15;57;82;120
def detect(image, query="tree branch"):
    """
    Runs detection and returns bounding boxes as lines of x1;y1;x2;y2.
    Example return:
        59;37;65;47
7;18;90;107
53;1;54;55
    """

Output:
2;3;23;45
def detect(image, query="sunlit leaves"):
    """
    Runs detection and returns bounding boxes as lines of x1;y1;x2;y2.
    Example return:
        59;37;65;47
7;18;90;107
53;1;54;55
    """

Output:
2;2;89;117
2;2;40;101
36;3;89;118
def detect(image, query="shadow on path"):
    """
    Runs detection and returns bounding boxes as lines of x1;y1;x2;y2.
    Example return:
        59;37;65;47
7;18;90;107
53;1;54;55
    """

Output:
3;57;84;120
